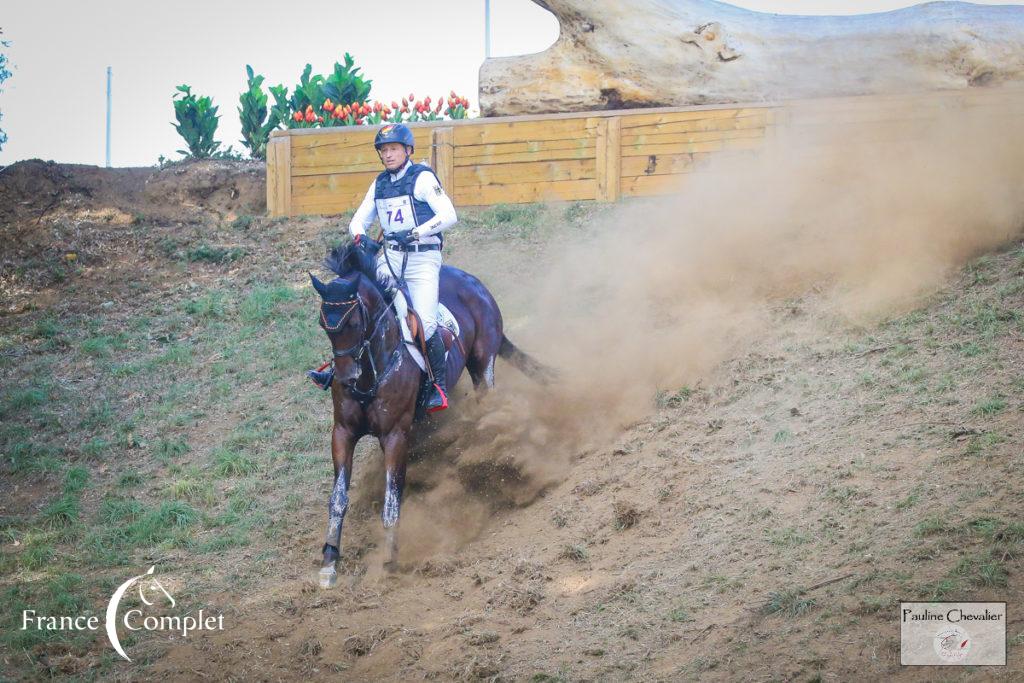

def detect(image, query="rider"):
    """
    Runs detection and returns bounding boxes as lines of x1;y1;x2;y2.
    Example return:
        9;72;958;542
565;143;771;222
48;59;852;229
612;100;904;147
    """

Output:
309;123;457;413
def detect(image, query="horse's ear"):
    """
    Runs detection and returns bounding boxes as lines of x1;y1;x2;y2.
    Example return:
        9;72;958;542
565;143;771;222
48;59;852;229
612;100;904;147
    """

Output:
309;272;329;299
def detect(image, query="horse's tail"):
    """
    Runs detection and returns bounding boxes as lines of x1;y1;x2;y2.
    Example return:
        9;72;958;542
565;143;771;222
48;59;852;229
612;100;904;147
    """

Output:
498;335;557;385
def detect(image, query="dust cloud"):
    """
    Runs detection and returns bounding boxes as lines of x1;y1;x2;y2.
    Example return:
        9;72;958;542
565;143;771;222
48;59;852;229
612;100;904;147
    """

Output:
382;89;1024;562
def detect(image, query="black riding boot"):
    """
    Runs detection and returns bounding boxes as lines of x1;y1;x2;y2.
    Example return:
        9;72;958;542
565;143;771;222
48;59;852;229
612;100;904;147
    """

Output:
424;329;448;413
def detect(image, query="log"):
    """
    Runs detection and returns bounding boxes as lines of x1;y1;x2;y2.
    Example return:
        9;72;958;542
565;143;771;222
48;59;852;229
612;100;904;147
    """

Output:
479;1;1024;115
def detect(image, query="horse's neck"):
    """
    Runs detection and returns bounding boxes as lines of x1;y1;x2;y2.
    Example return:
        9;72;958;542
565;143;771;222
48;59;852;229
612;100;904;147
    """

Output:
360;279;401;365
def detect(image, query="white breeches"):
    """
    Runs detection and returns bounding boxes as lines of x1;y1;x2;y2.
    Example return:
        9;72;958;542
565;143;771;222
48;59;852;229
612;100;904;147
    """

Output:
376;248;443;338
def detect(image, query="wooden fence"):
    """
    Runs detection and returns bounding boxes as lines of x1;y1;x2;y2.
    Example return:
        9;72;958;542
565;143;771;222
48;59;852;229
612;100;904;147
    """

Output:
266;87;1023;217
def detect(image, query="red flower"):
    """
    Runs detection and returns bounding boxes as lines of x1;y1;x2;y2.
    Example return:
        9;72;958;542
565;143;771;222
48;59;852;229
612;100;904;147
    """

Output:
292;111;303;122
323;98;334;112
391;101;399;110
305;104;313;114
450;90;456;98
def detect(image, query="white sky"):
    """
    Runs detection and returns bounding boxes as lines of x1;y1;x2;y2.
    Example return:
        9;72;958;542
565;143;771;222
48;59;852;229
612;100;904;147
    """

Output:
0;0;1019;167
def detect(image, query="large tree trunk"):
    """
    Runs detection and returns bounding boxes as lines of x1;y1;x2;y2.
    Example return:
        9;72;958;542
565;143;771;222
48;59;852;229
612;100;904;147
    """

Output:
479;0;1024;115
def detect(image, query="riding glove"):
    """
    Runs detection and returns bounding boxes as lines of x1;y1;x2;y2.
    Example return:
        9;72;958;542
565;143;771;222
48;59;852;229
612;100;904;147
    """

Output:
389;228;415;246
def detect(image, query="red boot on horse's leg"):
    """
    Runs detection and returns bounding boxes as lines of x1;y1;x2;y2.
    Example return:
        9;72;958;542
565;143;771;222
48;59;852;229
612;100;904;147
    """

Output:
424;329;448;413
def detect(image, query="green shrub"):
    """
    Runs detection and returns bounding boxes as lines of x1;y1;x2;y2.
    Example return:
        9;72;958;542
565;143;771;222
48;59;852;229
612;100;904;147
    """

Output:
172;84;222;159
238;65;281;160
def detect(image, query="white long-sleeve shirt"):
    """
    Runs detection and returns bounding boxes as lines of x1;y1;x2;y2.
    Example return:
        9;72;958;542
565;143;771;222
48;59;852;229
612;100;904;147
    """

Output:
348;160;457;246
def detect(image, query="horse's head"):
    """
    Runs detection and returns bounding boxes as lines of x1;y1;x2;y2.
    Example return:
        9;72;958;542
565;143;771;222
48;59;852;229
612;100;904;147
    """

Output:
310;271;367;386
311;241;387;387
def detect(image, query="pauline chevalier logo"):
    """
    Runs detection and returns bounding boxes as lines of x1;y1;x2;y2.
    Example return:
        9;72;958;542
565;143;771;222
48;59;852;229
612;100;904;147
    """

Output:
22;566;225;661
900;601;1005;666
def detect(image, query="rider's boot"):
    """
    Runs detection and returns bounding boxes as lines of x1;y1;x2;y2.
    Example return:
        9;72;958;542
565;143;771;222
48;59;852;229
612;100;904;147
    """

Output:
424;329;448;413
308;363;335;390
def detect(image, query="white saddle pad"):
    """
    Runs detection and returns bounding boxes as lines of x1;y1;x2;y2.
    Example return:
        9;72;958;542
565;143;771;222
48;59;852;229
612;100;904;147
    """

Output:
394;292;460;372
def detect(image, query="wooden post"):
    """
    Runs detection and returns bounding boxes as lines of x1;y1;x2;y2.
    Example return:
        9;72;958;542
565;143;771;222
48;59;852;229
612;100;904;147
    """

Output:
266;133;292;217
594;118;608;201
606;116;621;202
594;117;621;202
432;126;455;197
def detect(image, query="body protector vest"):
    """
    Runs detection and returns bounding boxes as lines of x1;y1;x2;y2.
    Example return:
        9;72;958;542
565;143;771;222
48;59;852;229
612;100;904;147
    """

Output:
374;164;438;242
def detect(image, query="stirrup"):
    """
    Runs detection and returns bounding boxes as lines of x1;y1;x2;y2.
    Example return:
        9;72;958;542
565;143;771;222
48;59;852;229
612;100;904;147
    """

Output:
308;367;334;390
425;383;448;413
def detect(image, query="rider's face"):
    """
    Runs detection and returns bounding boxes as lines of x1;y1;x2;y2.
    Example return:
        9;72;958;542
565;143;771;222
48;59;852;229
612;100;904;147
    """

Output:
378;142;410;172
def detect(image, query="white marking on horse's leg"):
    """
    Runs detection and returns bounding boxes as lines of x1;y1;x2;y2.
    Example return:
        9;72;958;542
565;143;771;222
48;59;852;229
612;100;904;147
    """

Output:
382;470;400;529
324;466;349;547
484;355;496;389
320;466;348;589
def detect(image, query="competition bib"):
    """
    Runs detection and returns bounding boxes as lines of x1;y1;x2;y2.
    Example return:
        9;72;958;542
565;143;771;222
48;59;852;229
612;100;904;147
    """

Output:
376;196;416;232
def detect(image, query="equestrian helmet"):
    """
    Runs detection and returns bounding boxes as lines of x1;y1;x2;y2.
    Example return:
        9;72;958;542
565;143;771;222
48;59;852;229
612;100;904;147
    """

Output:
374;123;415;150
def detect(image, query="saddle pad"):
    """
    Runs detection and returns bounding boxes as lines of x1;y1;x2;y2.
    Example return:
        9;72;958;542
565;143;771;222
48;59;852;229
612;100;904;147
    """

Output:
395;293;460;372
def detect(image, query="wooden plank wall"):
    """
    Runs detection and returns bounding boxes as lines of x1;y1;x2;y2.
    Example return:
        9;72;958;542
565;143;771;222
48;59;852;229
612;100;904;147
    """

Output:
267;103;775;216
266;87;1023;217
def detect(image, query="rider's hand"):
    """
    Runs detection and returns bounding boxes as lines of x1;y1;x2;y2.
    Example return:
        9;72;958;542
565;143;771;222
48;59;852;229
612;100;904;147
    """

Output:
389;228;415;246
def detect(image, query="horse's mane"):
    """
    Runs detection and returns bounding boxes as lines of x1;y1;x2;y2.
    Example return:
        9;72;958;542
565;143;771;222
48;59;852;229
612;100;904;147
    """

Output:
323;243;393;302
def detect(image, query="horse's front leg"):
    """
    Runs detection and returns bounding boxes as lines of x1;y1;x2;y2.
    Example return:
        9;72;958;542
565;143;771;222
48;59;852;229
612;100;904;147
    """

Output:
320;425;356;589
379;428;410;571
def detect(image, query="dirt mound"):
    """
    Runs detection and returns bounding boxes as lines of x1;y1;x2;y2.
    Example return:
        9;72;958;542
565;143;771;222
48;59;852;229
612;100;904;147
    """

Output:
0;158;265;315
0;158;264;236
141;158;265;223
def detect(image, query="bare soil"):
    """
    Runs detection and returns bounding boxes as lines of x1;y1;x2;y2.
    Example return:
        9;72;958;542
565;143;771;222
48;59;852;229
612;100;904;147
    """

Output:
0;160;1021;682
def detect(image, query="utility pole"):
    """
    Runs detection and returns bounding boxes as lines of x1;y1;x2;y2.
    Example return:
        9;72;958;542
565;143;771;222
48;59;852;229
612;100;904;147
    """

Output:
105;67;112;167
485;0;492;59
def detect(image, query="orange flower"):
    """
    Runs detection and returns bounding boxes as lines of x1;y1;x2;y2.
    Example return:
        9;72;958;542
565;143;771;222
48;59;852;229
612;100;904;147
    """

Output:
292;111;303;122
323;98;334;112
305;104;313;114
305;111;317;123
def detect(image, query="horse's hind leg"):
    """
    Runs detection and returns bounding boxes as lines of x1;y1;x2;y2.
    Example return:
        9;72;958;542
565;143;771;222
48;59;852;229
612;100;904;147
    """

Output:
320;426;356;589
466;330;500;395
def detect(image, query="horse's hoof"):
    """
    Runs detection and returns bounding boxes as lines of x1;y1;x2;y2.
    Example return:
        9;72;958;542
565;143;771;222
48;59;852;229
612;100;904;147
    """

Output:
319;566;338;589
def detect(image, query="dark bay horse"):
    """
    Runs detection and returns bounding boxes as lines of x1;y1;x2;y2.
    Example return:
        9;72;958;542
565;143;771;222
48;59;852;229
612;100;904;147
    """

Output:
310;242;548;588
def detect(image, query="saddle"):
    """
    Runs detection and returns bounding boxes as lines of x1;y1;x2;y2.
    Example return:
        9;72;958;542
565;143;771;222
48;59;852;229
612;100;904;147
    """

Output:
394;292;464;371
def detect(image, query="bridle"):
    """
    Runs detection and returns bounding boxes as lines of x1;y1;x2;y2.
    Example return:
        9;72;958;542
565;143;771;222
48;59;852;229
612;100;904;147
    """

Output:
319;289;402;405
